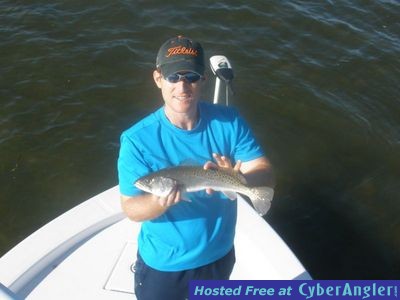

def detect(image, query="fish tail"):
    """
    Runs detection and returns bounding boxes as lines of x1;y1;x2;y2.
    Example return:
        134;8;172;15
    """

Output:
247;187;274;216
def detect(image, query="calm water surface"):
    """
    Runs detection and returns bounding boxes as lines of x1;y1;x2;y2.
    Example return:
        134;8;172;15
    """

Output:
1;0;400;279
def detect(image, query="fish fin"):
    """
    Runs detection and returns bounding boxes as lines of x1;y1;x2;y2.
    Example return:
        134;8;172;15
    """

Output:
248;187;274;216
237;173;248;185
222;191;237;201
181;192;192;202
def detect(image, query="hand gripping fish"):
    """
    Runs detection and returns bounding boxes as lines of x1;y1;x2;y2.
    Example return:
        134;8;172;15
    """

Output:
134;166;274;216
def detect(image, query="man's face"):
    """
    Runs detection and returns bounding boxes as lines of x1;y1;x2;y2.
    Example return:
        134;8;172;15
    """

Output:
153;70;204;115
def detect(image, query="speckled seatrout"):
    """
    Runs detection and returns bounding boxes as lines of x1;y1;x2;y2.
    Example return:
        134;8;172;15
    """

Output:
134;165;274;215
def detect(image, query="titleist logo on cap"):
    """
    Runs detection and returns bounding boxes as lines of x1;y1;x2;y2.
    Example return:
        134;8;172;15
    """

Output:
166;46;198;58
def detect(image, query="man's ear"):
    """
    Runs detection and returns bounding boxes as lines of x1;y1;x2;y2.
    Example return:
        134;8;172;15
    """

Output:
153;70;162;88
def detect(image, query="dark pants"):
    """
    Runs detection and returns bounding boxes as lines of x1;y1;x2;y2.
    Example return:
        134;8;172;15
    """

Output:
134;248;235;300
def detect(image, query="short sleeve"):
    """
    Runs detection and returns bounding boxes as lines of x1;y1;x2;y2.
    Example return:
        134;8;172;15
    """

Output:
117;133;150;196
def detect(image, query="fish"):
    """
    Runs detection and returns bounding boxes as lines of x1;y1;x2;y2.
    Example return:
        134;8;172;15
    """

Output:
134;165;274;215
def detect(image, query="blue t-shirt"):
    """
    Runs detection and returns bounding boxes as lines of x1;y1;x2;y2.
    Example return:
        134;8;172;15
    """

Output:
118;101;264;271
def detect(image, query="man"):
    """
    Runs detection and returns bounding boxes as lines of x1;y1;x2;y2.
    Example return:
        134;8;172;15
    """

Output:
118;36;274;300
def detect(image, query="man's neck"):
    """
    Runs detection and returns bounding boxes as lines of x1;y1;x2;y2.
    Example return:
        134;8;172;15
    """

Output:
164;107;199;130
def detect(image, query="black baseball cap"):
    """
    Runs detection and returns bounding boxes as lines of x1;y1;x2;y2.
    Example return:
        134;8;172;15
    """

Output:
156;36;205;77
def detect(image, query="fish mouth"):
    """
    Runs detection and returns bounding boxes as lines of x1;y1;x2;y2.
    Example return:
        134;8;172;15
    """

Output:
134;181;146;190
134;182;152;194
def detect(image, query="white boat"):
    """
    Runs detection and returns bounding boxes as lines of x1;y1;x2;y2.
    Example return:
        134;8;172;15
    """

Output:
0;56;311;300
0;186;310;300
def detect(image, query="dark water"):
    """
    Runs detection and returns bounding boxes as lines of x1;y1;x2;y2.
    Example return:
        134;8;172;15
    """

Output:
1;1;399;279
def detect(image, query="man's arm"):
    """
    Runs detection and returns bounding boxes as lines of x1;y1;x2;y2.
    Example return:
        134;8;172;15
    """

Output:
120;186;181;222
240;156;275;188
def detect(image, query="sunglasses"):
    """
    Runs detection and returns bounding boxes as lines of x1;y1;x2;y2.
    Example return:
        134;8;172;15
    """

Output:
164;72;203;84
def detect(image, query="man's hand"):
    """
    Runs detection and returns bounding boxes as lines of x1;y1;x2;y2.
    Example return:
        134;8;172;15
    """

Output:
121;180;182;222
153;183;182;207
203;153;242;195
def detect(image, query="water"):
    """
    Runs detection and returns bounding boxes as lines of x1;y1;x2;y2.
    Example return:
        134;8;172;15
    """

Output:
1;0;399;279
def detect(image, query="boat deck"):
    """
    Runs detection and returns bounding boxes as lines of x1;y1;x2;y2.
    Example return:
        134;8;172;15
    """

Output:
0;186;310;299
